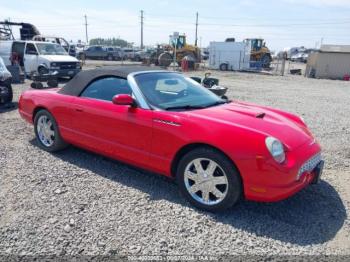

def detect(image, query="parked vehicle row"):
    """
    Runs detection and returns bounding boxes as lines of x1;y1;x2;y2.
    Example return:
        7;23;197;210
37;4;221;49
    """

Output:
290;49;317;63
77;46;210;62
78;46;142;61
78;46;124;61
283;47;317;63
0;40;81;78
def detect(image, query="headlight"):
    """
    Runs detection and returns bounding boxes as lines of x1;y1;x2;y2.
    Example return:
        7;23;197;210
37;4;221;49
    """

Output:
51;62;57;67
265;137;285;163
76;62;81;68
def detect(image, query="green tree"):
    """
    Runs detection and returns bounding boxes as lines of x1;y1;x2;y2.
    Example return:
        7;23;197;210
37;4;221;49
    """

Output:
89;37;129;47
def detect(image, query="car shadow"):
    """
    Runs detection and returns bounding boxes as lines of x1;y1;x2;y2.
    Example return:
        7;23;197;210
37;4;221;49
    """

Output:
0;102;18;113
30;140;347;246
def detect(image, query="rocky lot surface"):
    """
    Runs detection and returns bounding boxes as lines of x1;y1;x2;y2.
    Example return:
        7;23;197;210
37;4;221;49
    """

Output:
0;62;349;258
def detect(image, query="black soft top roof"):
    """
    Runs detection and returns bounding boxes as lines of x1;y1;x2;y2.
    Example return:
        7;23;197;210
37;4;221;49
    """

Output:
58;65;163;96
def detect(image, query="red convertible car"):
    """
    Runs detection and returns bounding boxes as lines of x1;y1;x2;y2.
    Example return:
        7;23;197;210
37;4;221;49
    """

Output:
19;66;323;211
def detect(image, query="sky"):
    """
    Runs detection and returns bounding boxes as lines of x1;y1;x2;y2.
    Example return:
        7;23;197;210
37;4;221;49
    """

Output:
1;0;350;51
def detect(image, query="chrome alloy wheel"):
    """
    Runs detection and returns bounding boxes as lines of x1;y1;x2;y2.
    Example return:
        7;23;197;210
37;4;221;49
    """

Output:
184;158;229;205
37;115;55;147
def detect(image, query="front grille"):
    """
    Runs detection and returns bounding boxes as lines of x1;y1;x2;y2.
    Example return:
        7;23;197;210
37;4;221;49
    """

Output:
297;152;322;180
57;62;76;70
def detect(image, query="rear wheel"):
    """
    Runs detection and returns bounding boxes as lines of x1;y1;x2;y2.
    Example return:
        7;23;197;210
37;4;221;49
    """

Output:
176;147;242;212
219;63;228;71
34;110;68;152
183;52;196;61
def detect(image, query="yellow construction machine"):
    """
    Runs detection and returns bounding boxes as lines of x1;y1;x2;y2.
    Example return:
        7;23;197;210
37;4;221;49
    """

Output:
244;38;272;68
154;34;201;67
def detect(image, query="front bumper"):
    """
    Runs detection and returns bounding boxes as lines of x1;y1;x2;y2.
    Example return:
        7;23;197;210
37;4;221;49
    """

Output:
240;140;323;202
246;162;323;202
49;68;80;77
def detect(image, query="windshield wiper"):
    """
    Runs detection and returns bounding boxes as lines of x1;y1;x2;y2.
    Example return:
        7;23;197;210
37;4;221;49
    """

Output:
165;105;205;111
165;100;230;111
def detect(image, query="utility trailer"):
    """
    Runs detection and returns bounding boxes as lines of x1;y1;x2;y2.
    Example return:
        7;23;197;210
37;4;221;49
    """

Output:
208;41;251;71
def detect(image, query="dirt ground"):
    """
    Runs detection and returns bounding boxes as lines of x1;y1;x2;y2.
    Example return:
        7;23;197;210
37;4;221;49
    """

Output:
0;61;349;258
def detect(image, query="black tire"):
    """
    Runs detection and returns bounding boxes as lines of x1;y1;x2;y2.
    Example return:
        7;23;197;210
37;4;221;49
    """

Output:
176;147;242;212
261;54;271;68
38;66;49;76
34;110;68;152
202;77;219;88
184;52;196;61
0;83;13;105
219;63;228;71
158;52;172;67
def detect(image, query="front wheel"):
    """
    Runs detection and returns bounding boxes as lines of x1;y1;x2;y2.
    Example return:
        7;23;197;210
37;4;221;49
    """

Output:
176;147;242;212
261;54;271;68
34;110;68;152
38;66;49;76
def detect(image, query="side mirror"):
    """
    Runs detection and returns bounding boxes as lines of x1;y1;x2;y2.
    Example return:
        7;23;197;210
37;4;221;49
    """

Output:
112;94;135;106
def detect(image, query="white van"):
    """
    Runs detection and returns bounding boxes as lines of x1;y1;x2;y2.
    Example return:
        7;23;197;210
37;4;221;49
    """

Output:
0;40;81;78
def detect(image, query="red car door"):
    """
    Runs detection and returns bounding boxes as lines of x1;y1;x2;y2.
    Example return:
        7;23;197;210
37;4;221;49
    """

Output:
68;77;153;168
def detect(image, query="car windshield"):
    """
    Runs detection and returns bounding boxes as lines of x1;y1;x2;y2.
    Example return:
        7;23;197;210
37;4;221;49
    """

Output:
36;43;68;55
134;72;225;110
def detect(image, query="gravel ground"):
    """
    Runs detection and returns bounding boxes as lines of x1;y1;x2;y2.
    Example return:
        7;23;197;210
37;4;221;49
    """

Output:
0;62;350;258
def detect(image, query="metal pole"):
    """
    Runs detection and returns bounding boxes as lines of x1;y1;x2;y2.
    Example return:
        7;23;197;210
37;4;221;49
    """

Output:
84;15;88;44
195;12;198;47
281;52;286;76
140;10;144;49
173;38;177;71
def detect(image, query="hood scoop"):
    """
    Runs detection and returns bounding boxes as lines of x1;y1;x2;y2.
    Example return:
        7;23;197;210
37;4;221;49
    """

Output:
256;112;266;119
224;106;266;119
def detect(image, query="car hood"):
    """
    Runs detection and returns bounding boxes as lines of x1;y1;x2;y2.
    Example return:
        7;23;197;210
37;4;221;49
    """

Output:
185;101;313;149
41;55;78;62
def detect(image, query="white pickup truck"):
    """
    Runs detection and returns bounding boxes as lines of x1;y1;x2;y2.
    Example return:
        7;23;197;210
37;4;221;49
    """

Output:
0;40;81;78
